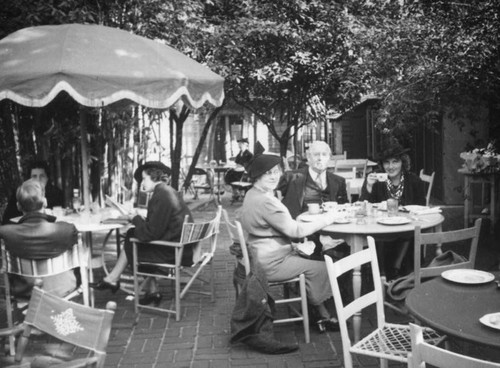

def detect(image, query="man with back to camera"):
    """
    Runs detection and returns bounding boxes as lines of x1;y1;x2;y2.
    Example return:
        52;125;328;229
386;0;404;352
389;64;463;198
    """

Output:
2;160;64;224
277;140;349;260
0;179;77;297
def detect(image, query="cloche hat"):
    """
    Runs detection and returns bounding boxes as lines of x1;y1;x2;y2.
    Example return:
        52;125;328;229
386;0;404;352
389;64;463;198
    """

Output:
377;141;410;162
134;161;171;183
246;154;282;179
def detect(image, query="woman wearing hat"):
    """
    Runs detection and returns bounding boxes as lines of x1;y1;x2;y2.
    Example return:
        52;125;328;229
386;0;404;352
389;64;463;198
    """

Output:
240;154;340;331
360;142;426;279
361;143;426;206
90;161;194;306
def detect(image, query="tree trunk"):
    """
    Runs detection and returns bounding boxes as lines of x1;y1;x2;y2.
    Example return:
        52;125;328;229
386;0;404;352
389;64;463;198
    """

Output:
183;105;223;192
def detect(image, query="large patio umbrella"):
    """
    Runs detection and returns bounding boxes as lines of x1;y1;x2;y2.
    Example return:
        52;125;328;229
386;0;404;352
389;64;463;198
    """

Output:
0;23;225;209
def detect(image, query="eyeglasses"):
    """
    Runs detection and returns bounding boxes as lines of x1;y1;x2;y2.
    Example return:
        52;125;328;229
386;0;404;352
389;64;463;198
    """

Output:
263;169;282;176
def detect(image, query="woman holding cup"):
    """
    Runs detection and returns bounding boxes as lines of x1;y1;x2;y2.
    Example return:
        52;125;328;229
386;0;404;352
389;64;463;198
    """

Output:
360;140;426;279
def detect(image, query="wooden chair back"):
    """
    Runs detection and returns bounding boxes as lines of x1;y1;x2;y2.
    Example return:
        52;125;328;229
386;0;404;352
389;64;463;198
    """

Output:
222;209;250;278
419;169;435;206
409;323;500;368
414;218;482;288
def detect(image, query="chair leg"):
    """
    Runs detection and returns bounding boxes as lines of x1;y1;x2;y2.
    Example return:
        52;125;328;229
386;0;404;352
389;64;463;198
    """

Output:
299;274;310;343
175;266;181;321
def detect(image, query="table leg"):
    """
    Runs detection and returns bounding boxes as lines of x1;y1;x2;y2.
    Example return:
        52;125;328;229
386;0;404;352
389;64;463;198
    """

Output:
490;176;496;234
345;234;366;343
464;175;471;228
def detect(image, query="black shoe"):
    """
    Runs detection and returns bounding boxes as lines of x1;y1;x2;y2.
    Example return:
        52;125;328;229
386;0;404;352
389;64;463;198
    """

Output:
89;279;120;294
139;292;162;306
316;318;340;333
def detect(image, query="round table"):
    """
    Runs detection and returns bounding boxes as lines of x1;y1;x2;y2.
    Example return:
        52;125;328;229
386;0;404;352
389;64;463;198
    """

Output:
406;275;500;349
319;211;444;342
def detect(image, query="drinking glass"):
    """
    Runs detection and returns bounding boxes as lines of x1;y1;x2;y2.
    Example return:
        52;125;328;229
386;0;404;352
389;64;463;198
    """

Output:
387;198;399;216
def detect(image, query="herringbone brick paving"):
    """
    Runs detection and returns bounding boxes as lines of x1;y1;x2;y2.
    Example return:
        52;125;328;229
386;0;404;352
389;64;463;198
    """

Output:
1;191;499;367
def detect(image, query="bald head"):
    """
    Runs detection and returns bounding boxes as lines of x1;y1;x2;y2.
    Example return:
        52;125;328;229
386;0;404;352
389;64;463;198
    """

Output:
16;179;47;214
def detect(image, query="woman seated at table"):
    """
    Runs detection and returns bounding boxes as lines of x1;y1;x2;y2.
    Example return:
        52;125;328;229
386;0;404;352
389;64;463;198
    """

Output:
90;161;195;306
240;154;340;331
360;141;426;279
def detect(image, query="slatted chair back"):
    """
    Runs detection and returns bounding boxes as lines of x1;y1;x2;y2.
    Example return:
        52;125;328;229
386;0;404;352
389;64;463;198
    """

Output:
414;218;482;288
12;286;116;368
419;169;435;206
409;323;500;368
132;206;222;321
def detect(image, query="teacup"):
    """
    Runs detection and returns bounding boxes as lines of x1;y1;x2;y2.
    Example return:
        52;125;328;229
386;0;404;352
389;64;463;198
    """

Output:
376;173;388;181
322;201;338;212
307;203;321;215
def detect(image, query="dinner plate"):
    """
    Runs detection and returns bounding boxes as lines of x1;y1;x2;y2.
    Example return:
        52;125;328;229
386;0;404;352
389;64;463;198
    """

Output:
300;214;322;222
479;312;500;330
333;218;351;224
441;269;495;284
377;216;411;226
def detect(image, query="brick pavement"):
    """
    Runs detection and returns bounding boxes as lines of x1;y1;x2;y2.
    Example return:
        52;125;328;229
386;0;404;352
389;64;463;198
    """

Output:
1;191;499;367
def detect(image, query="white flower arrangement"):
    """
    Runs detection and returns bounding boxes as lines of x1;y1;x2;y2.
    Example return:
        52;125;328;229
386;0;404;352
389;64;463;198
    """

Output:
460;141;500;173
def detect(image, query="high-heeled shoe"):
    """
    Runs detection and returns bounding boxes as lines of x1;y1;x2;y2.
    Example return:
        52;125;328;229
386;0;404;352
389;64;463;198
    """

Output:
89;279;120;294
316;318;340;333
139;292;162;306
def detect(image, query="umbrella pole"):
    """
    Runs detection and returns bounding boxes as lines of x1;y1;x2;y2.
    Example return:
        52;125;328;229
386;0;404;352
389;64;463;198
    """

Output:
79;108;91;211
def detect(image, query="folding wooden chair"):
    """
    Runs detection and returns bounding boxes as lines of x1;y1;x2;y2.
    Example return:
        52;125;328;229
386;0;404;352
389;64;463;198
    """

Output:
131;206;222;321
324;236;443;368
409;323;500;368
0;285;115;368
1;237;90;356
223;209;310;343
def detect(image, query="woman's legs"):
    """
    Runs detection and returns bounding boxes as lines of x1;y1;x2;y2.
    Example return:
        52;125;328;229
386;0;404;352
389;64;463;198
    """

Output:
104;251;128;284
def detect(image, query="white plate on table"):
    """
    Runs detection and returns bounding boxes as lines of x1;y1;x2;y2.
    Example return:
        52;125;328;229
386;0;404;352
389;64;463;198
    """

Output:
479;312;500;330
377;216;411;226
300;214;322;222
441;269;495;285
333;218;351;224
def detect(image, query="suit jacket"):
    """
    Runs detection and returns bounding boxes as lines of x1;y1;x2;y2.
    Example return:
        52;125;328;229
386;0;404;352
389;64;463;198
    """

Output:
359;172;426;206
277;167;348;219
0;212;78;259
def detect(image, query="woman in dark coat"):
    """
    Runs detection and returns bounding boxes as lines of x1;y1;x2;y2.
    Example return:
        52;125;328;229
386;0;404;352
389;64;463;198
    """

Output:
360;142;426;279
91;161;194;305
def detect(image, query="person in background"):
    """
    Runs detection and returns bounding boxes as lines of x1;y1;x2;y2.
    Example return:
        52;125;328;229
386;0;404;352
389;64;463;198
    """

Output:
226;138;254;201
90;161;196;306
240;154;340;332
360;141;426;279
277;141;349;260
234;138;254;169
0;179;77;297
2;160;64;224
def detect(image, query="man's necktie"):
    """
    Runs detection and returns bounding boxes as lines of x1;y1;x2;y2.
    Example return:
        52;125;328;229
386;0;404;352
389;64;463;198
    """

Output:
316;173;324;190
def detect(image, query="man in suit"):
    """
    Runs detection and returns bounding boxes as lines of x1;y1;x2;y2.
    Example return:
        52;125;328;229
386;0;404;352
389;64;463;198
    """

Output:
2;160;64;224
0;179;77;297
277;140;349;259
